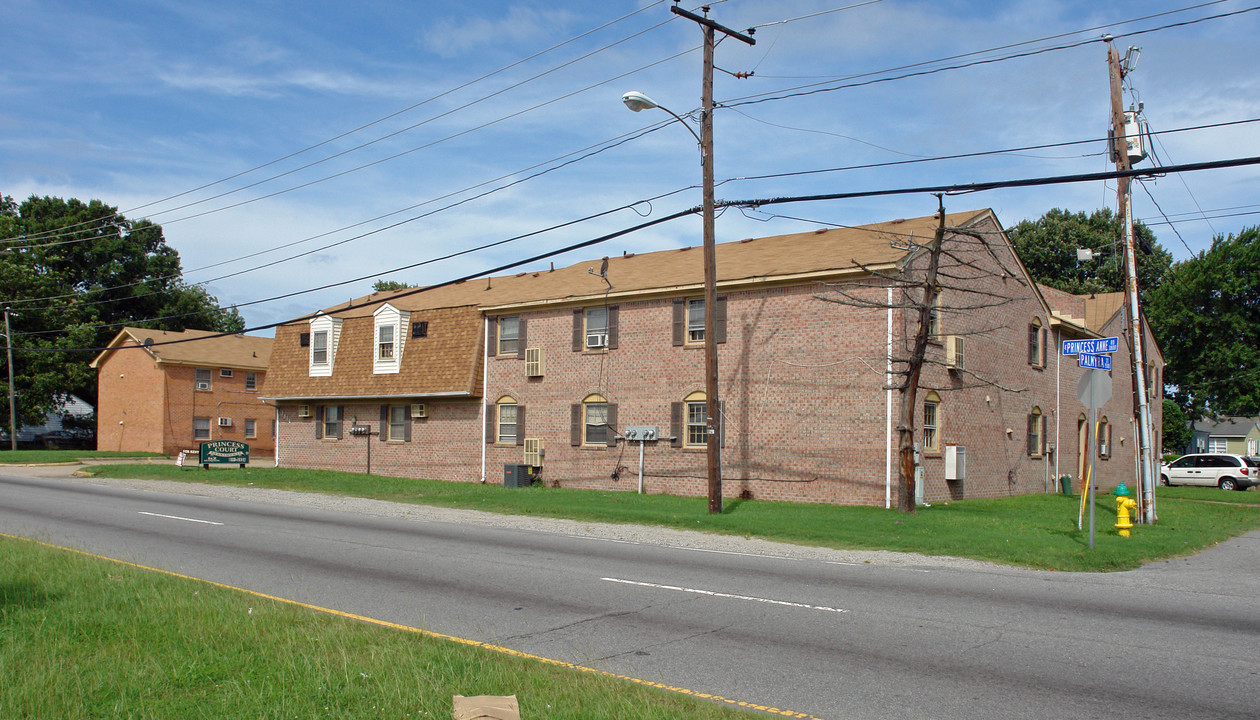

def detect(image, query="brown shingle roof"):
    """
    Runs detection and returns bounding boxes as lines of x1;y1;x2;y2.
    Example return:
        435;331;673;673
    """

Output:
1085;293;1127;333
264;209;993;401
316;210;989;318
263;306;483;400
89;327;272;370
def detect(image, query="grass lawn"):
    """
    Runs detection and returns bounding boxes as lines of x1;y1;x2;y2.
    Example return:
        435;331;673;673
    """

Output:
0;537;763;720
0;449;165;464
81;464;1260;572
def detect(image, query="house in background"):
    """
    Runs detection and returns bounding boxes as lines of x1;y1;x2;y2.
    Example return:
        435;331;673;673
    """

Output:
90;327;274;457
262;209;1161;507
1188;416;1260;455
4;393;95;448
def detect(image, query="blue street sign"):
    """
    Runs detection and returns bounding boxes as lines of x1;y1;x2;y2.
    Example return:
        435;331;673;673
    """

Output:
1078;353;1112;370
1062;337;1119;355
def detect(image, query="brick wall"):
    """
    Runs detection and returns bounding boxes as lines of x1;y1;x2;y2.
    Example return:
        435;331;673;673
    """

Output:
272;217;1161;506
95;341;167;453
96;343;274;457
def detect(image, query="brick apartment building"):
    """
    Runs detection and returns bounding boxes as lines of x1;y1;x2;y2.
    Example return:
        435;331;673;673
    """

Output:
262;209;1162;507
91;327;275;457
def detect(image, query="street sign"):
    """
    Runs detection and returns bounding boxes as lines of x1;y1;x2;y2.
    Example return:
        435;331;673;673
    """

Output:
1078;353;1112;371
1076;368;1112;410
1062;337;1119;356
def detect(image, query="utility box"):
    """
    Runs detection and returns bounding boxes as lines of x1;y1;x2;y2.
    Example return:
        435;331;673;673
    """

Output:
503;464;534;488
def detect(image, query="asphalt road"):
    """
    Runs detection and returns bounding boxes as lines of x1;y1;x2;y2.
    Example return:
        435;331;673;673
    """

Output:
2;468;1258;719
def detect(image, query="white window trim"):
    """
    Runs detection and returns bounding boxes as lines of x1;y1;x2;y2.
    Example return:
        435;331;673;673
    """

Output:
308;314;343;377
372;304;409;375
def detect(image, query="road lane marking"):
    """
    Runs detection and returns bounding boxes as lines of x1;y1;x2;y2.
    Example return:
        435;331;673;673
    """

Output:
602;577;848;613
138;511;224;526
0;531;831;720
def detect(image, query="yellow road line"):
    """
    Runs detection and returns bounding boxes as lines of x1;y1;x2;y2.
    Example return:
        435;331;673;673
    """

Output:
1;532;828;720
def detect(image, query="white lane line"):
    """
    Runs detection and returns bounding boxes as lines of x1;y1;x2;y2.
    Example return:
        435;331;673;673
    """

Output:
603;577;847;613
138;511;224;526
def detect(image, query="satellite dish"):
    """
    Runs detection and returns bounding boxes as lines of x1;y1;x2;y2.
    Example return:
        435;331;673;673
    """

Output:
143;338;154;347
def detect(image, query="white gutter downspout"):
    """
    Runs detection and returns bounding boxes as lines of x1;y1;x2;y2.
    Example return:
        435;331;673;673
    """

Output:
885;287;894;509
1054;325;1060;490
480;315;490;484
274;404;280;468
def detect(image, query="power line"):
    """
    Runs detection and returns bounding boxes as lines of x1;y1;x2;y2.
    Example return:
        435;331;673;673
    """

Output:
12;153;1260;352
723;4;1260;109
7;1;674;246
3;122;684;309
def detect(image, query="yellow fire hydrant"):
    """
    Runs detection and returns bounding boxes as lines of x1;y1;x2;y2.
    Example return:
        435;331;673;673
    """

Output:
1114;482;1137;538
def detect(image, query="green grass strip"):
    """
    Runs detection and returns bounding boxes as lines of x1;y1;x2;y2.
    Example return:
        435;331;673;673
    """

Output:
0;450;165;465
0;536;787;720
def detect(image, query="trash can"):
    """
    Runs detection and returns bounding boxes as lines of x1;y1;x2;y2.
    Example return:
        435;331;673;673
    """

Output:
1059;475;1072;494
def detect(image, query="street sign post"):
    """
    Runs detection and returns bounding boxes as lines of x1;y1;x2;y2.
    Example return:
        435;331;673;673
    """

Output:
1062;337;1119;355
1076;369;1112;549
1078;353;1112;371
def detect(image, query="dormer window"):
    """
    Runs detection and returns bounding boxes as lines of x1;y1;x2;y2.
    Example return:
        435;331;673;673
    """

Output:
372;303;409;375
378;324;394;360
308;313;342;378
312;331;328;365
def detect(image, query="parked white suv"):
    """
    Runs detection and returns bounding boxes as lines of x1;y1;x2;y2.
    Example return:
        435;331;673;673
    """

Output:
1160;453;1258;491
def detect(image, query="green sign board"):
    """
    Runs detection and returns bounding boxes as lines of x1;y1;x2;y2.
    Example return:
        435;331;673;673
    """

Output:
199;440;250;468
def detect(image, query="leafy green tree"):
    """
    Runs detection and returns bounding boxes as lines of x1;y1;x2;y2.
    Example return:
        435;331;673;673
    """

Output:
1;195;244;430
372;280;415;292
1008;208;1171;301
1161;399;1192;456
1147;227;1260;418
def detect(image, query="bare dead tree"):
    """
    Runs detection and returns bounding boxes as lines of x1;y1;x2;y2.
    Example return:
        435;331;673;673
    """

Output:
816;197;1028;513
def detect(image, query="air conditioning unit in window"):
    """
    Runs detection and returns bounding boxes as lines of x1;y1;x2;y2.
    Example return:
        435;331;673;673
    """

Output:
524;438;543;467
944;336;965;371
525;347;544;377
945;445;966;481
196;382;211;391
217;417;233;427
586;333;608;349
1098;444;1110;457
410;403;427;419
297;405;311;418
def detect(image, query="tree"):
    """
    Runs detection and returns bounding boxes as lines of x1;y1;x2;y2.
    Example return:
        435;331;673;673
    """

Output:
372;280;415;292
1008;208;1171;302
1161;399;1192;456
817;198;1027;513
0;195;244;430
1147;227;1260;419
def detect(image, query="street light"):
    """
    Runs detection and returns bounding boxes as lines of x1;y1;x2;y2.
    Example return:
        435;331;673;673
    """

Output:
622;90;723;514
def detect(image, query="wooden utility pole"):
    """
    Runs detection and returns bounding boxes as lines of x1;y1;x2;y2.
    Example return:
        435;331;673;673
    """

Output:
4;308;15;451
670;4;754;514
1107;41;1157;523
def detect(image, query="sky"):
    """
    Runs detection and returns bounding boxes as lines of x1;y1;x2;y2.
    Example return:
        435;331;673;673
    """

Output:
4;0;1258;335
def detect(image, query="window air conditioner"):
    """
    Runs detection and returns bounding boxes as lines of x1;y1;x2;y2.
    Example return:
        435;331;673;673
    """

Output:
297;405;311;418
586;333;608;349
524;438;543;467
945;336;965;371
410;403;427;419
217;417;233;427
196;382;211;391
1098;444;1110;457
945;445;966;481
525;347;544;377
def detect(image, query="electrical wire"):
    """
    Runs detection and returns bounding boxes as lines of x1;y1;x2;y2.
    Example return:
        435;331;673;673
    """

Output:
4;119;685;306
8;1;675;245
723;4;1259;109
11;152;1260;352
